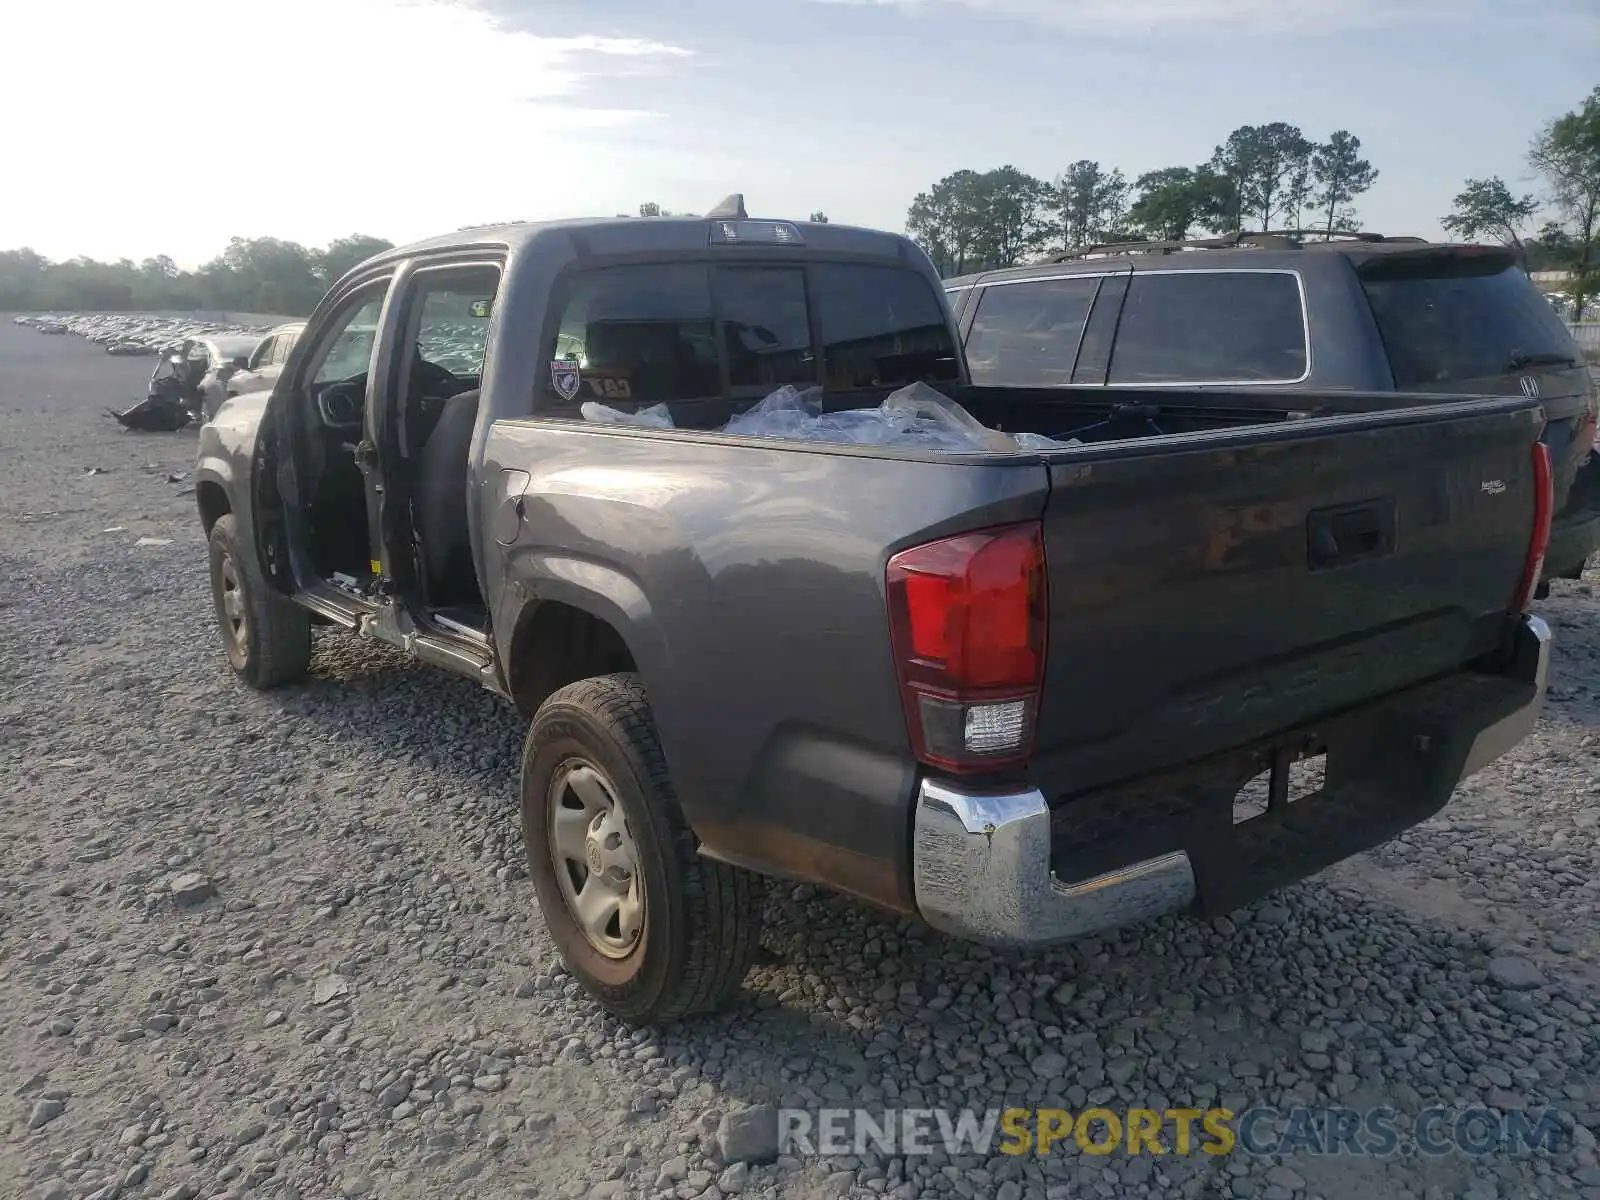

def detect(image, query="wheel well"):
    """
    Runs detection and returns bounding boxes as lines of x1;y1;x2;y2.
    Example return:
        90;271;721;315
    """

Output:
197;481;231;534
508;601;638;717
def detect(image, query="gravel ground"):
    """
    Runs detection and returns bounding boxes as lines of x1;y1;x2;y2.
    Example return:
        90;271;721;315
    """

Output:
3;319;1599;1200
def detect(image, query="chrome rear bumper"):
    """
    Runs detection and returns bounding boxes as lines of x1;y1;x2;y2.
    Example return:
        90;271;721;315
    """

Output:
912;779;1196;947
912;614;1550;947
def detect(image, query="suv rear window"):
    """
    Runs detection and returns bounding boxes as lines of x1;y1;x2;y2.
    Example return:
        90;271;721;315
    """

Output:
544;261;958;409
1360;260;1581;389
1108;271;1308;384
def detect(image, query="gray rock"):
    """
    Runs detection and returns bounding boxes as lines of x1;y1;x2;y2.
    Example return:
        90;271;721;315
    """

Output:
656;1155;689;1185
169;873;217;907
473;1075;505;1093
718;1162;751;1193
1031;1053;1070;1080
234;1122;268;1145
718;1105;781;1165
1487;956;1546;991
1266;1164;1306;1190
28;1098;65;1129
1299;1030;1331;1054
1106;1056;1140;1086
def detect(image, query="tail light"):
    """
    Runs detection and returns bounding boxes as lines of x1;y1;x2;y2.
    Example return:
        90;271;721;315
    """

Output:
1510;441;1554;614
886;522;1047;774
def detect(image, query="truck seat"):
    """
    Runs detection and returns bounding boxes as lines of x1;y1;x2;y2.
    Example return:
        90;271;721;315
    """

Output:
416;388;481;605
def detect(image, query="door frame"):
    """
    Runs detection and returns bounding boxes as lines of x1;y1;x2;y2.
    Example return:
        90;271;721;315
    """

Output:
262;267;399;620
363;253;506;624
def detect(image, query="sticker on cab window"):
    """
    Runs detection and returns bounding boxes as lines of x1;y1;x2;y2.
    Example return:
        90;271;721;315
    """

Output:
469;299;492;319
550;360;581;401
587;377;632;400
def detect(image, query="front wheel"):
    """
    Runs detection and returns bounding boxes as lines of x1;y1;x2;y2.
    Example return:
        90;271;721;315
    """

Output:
521;673;764;1024
207;514;311;689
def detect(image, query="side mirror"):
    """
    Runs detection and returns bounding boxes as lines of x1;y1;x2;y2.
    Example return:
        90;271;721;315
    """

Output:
233;356;250;370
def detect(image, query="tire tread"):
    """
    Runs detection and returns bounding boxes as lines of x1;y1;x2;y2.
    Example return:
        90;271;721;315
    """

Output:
209;514;311;689
532;673;763;1022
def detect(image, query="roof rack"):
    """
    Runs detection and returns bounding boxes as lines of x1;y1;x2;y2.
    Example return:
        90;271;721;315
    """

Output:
1051;229;1428;262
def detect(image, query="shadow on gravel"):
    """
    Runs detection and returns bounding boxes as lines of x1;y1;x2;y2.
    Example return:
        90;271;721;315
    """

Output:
273;626;1280;1049
1535;593;1600;727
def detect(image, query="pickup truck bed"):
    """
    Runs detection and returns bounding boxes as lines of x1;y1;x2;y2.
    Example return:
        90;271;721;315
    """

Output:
482;386;1550;923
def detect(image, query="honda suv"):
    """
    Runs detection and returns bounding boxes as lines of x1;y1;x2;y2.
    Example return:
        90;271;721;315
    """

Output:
945;232;1600;588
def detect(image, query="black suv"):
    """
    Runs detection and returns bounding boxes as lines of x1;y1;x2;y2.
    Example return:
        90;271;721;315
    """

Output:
946;232;1600;588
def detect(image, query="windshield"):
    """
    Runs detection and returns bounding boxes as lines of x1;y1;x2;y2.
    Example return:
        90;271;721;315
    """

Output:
1360;261;1581;389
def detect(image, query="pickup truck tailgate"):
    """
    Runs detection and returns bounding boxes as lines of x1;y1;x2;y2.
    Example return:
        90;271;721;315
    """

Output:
1029;395;1546;798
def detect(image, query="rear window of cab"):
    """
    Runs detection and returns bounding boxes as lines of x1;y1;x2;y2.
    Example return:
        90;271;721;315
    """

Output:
540;261;960;410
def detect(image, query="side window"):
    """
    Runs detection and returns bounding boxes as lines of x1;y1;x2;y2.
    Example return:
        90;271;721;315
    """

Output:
945;288;971;321
715;267;812;390
249;336;276;370
412;268;500;379
964;277;1101;386
311;292;387;384
544;264;719;407
275;330;301;366
1109;272;1307;384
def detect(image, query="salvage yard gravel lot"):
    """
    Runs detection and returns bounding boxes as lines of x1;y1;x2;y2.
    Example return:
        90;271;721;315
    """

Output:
3;318;1600;1200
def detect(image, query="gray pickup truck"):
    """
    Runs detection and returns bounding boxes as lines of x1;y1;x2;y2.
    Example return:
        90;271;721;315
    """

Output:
196;202;1555;1024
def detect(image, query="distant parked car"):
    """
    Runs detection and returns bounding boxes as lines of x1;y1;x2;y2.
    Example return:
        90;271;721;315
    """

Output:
213;322;306;414
169;334;264;422
36;321;67;334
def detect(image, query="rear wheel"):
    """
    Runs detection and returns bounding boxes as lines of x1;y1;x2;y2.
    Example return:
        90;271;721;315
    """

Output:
207;514;311;689
521;673;763;1024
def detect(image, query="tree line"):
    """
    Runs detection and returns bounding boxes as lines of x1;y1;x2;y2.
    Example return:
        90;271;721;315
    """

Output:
0;235;395;316
905;123;1379;276
0;203;837;315
9;88;1597;321
1442;85;1600;318
625;203;829;222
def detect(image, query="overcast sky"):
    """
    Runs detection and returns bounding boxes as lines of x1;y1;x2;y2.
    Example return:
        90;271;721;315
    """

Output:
2;0;1595;266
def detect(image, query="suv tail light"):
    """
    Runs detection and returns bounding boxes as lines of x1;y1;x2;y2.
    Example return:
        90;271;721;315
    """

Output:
1511;441;1554;614
886;522;1047;774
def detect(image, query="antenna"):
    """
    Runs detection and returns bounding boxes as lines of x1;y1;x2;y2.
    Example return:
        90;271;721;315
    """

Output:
706;194;748;220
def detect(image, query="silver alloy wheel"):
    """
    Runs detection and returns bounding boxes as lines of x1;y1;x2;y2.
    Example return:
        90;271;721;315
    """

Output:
547;759;644;958
218;553;249;660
